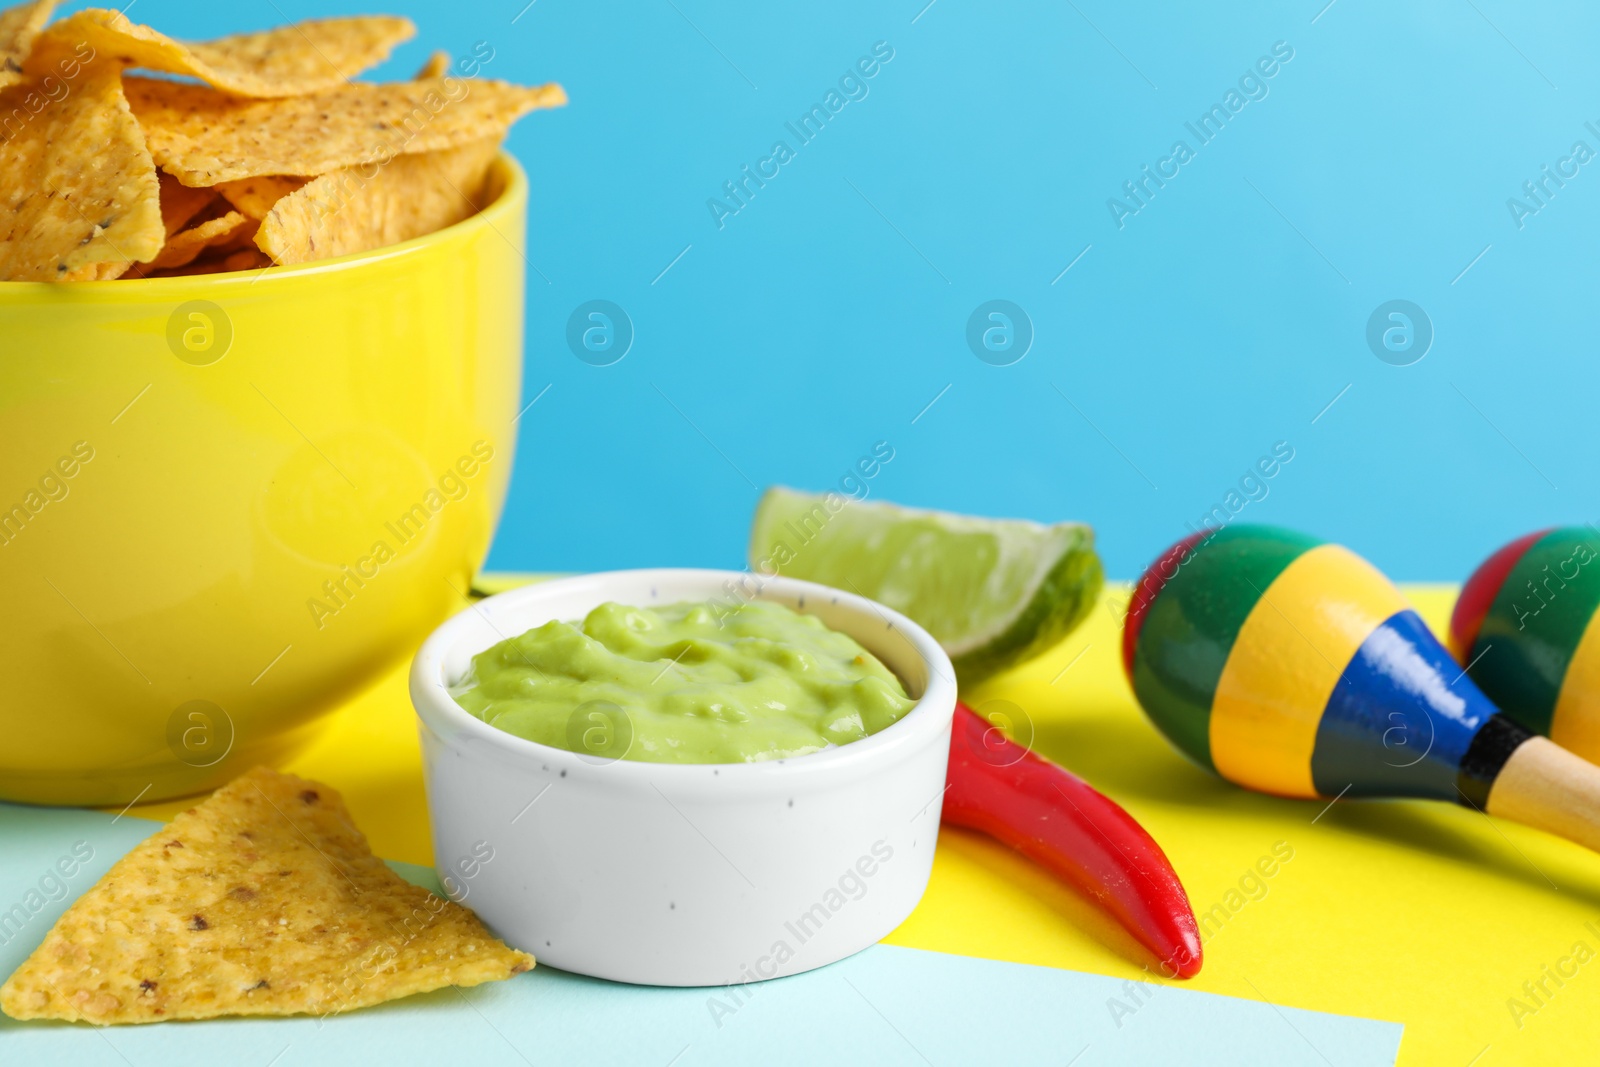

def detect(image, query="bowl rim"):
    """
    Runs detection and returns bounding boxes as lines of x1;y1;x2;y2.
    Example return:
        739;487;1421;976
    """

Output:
0;151;528;293
410;568;959;781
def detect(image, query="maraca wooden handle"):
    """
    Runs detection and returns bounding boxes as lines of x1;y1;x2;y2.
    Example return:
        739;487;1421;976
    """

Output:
1488;737;1600;854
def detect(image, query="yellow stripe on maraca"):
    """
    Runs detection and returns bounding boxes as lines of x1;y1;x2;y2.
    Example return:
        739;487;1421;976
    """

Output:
1210;544;1408;798
1552;612;1600;760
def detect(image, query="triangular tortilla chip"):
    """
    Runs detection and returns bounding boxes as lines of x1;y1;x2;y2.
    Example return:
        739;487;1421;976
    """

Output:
414;50;450;80
126;74;565;186
186;247;272;275
64;260;130;281
130;246;272;279
0;767;533;1024
32;10;414;97
125;206;255;276
0;0;55;89
0;53;162;281
151;209;252;269
257;138;499;265
214;174;308;220
157;171;218;236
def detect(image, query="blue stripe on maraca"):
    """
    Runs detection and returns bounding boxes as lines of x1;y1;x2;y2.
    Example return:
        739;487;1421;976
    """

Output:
1210;543;1407;798
1310;609;1501;801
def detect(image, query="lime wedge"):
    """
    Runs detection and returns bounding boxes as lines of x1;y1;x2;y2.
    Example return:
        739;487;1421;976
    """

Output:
748;487;1103;685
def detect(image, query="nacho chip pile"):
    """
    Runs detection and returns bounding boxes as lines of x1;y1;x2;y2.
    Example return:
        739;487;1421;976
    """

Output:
0;766;533;1024
0;5;564;281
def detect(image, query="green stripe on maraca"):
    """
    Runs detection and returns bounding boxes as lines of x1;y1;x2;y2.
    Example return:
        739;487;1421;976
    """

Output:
1130;526;1520;803
1128;525;1320;772
1468;527;1600;753
1127;526;1600;861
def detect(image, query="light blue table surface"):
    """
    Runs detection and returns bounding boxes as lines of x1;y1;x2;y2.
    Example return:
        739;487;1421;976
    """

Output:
0;802;1403;1066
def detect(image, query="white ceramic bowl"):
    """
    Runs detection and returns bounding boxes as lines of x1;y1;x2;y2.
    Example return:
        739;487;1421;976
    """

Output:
410;569;957;986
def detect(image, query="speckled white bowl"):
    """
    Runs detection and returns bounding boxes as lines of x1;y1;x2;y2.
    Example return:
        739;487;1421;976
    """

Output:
410;569;957;986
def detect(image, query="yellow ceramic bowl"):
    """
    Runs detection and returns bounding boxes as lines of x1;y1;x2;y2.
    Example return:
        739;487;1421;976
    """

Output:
0;155;527;806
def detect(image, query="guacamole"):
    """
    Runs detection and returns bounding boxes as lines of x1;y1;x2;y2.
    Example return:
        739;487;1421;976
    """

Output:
450;599;916;763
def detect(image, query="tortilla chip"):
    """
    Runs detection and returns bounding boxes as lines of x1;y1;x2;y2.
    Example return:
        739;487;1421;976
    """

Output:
158;171;217;235
256;139;498;265
32;10;415;97
0;56;162;281
128;246;270;279
214;174;307;219
0;0;55;89
212;247;271;271
62;259;129;281
0;767;533;1024
414;50;450;79
150;209;252;269
147;247;272;278
127;74;565;186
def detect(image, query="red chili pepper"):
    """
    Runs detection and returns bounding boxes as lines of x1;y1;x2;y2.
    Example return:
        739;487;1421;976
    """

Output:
942;702;1203;978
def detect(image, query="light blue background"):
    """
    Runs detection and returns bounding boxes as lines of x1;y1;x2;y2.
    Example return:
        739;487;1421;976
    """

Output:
136;0;1600;578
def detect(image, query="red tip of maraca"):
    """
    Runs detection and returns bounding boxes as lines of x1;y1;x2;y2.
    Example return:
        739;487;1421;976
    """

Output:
1122;530;1210;680
1449;529;1550;661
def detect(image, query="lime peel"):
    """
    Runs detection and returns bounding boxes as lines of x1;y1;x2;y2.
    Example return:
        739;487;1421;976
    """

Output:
748;487;1103;685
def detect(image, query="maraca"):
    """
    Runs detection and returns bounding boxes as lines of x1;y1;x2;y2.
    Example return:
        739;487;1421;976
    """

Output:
1122;525;1600;852
1449;527;1600;762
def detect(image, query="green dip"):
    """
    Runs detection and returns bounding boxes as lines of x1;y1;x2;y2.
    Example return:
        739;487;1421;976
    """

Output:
451;599;916;763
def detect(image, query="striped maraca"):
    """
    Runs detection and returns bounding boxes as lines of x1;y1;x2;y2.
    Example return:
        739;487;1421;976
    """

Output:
1123;525;1600;852
1450;527;1600;762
